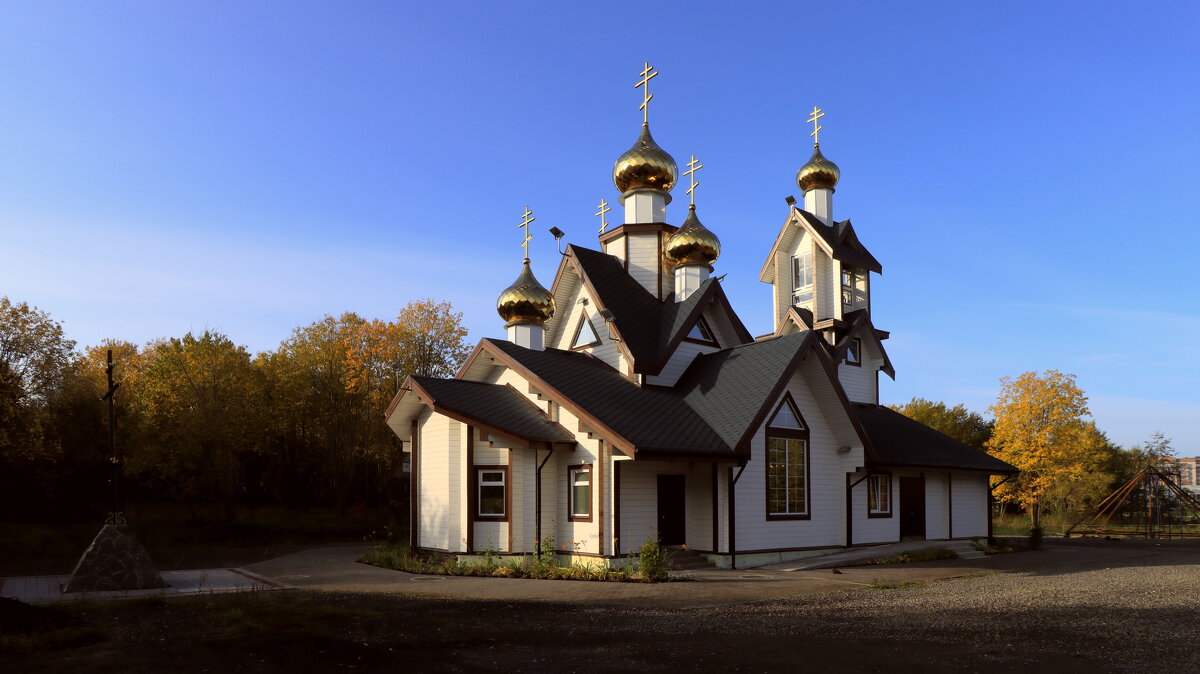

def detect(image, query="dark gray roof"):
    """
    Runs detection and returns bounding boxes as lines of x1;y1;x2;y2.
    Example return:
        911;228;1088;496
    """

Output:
411;376;573;443
796;209;882;274
851;403;1018;473
568;245;752;374
483;339;731;456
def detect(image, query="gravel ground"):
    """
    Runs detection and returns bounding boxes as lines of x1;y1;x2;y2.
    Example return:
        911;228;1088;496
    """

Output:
626;538;1200;673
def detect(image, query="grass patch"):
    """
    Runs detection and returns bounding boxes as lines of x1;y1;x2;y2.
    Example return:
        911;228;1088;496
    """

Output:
864;580;922;590
359;539;677;582
849;547;958;566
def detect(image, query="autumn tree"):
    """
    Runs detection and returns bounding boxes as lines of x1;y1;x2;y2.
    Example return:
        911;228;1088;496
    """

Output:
889;398;993;450
986;370;1111;525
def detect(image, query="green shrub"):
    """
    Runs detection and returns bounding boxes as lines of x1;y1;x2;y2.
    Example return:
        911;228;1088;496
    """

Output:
637;539;670;581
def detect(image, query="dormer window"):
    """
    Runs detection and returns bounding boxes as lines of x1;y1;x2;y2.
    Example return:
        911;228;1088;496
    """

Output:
791;249;814;306
841;267;867;308
846;338;862;366
570;313;601;350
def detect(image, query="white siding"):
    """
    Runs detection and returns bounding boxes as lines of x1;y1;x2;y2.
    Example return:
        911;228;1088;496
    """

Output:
925;472;950;540
951;473;989;538
547;282;622;371
733;358;866;552
849;470;899;544
838;362;873;403
815;248;832;321
616;459;720;553
626;232;661;299
417;412;459;552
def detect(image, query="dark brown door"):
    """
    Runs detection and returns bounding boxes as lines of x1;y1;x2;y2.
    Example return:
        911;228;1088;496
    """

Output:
899;476;926;539
657;474;686;545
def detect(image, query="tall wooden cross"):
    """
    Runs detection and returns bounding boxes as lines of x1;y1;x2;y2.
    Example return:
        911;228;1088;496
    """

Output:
636;62;658;125
519;205;535;260
684;154;703;206
595;198;611;234
807;106;825;145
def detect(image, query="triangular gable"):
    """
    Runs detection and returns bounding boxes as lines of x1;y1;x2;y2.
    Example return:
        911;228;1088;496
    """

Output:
684;316;718;346
760;207;882;282
570;313;601;349
831;311;896;379
833;220;883;274
774;305;815;337
768;393;806;430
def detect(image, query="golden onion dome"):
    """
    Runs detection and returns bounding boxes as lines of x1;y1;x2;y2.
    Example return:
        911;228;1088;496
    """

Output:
664;205;721;267
796;144;840;192
496;259;555;325
612;123;678;194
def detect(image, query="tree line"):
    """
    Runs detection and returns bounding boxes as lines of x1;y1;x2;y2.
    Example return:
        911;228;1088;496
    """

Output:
0;296;470;520
891;370;1176;526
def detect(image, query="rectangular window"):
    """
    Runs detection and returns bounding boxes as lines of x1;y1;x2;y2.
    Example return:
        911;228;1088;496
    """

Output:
477;468;506;518
791;249;814;306
767;437;808;516
568;464;592;521
868;473;891;517
842;267;867;308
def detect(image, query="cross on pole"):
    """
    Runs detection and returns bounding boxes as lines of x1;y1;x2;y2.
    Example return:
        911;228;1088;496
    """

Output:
101;349;123;523
807;106;825;146
636;62;659;125
683;154;703;206
595;198;612;234
518;206;536;260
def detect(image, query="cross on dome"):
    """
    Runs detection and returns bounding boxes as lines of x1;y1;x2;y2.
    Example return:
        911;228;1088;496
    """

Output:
683;154;703;206
635;62;658;125
807;106;825;146
595;198;611;234
518;205;536;260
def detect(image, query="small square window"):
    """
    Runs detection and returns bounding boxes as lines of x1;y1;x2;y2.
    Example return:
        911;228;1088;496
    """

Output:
478;469;506;518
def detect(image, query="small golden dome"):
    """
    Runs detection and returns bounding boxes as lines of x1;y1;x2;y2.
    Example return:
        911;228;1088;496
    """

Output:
796;144;840;192
613;123;678;194
497;259;555;325
664;205;721;267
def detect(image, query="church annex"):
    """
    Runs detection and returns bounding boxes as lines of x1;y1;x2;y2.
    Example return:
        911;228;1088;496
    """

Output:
385;66;1017;569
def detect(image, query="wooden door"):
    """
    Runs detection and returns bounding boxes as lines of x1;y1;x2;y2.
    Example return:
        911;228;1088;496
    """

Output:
899;476;926;539
657;474;686;545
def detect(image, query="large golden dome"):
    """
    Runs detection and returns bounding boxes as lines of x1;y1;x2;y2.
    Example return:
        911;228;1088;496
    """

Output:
796;144;840;192
613;123;678;194
496;260;555;325
664;205;720;267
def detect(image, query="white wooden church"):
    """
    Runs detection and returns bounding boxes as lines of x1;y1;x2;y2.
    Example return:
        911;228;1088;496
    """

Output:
386;70;1017;568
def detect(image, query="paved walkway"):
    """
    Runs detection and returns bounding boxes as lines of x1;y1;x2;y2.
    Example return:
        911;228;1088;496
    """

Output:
755;538;981;571
0;568;290;604
242;543;1060;609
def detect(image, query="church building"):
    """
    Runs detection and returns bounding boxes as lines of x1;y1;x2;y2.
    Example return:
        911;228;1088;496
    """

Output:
385;66;1017;569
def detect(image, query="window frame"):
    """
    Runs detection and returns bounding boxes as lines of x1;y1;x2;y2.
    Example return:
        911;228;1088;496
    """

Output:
846;338;862;367
683;315;719;346
867;472;892;518
569;312;602;350
764;394;811;521
791;249;814;307
474;465;510;522
567;464;593;522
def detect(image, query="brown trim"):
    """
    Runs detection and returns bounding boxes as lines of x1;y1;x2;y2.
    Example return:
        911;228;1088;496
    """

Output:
623;235;629;272
682;315;719;347
567;463;594;522
765;394;812;521
473;464;511;523
866;471;893;518
613;460;622;556
406;377;569;447
466;425;476;552
597;222;677;245
597;441;606;555
410;419;419;550
568;311;602;350
711;463;719;553
507;448;514;553
727;466;736;567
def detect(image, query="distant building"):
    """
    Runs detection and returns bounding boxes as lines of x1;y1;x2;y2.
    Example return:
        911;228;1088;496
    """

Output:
1158;456;1200;496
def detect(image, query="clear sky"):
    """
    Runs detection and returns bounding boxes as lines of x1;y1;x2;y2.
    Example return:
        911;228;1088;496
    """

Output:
2;2;1198;451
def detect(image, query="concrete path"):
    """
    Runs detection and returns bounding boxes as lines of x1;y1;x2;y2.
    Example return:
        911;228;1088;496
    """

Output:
0;568;290;604
755;539;984;571
242;543;1062;609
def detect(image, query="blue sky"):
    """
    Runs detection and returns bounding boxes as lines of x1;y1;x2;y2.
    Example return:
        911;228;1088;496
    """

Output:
2;2;1198;451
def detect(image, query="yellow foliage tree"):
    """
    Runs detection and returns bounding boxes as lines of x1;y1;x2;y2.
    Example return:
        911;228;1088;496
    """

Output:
986;370;1111;525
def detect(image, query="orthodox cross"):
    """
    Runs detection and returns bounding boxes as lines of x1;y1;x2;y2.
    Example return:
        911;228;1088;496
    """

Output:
683;154;703;206
518;205;536;260
101;349;124;525
636;61;658;125
595;198;612;234
807;105;825;145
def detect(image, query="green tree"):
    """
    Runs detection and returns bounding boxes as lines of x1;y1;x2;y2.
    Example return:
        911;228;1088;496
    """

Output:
986;370;1111;526
889;397;993;450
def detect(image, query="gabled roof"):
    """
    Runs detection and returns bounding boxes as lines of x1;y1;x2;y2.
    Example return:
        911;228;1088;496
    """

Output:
408;376;575;445
565;244;752;375
831;310;896;379
759;207;882;283
479;338;730;457
851;403;1018;474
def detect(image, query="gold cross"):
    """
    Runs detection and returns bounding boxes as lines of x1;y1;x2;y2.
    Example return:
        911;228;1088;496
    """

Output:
635;62;658;125
683;154;703;206
518;205;535;259
807;106;825;146
595;198;612;234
